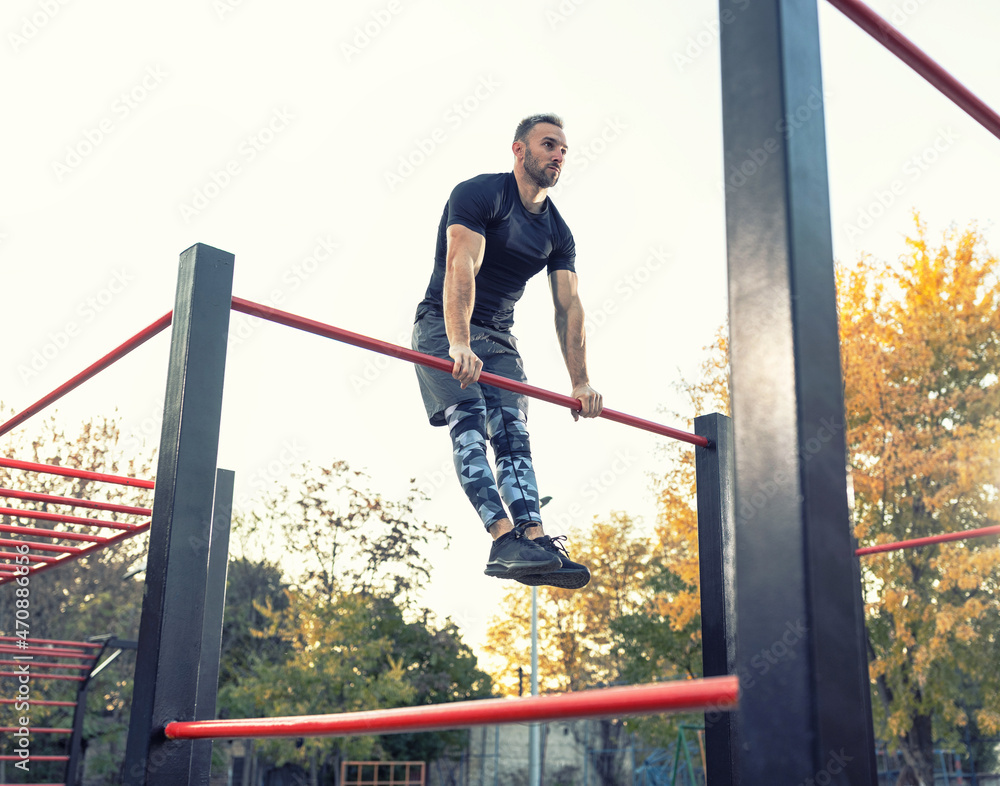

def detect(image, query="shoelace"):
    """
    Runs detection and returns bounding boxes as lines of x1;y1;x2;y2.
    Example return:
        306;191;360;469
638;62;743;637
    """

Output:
512;525;571;556
540;534;570;557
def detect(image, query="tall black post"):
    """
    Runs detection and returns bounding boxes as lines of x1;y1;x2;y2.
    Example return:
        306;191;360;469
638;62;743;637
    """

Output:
190;467;234;785
719;2;877;782
694;413;738;786
123;244;233;785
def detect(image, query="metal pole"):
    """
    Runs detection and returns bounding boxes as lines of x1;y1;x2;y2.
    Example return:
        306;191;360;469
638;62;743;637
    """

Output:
123;243;234;785
719;1;877;781
694;413;738;786
529;586;540;786
190;468;235;784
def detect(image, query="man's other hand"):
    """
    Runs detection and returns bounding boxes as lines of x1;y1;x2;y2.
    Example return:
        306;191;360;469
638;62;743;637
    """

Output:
571;383;603;421
450;344;483;389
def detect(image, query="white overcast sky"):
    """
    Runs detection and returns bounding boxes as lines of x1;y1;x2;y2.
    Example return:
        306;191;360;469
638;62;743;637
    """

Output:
3;0;999;646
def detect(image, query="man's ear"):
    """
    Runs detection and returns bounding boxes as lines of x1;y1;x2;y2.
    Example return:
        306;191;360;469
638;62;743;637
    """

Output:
511;140;525;160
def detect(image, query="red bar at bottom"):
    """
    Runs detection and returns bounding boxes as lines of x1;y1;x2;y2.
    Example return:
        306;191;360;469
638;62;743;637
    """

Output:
166;676;738;740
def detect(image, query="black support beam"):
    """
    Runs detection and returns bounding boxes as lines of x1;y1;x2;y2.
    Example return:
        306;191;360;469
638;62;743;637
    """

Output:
123;244;233;785
719;1;877;782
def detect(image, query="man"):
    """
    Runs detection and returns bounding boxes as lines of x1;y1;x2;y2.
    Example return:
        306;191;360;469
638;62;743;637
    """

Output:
412;113;602;590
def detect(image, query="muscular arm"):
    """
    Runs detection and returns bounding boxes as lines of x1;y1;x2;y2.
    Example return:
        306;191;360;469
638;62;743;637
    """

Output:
443;224;486;388
550;269;603;419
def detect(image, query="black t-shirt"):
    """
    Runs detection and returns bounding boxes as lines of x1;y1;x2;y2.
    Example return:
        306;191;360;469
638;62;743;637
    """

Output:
416;171;576;331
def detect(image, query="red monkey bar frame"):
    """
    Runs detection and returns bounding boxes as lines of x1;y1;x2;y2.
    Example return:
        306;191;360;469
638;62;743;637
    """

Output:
0;312;172;439
166;676;738;740
230;297;709;447
826;0;1000;141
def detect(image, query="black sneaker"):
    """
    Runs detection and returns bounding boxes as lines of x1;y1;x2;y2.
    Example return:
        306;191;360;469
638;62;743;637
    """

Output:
516;535;591;590
484;528;561;579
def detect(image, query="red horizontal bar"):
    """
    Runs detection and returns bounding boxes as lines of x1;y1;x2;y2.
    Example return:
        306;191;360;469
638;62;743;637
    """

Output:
0;523;108;544
0;457;154;490
0;311;172;438
231;297;709;447
0;508;142;531
0;551;59;564
0;506;144;532
0;755;69;761
0;660;90;671
166;676;738;740
0;645;95;659
0;671;85;681
0;525;148;587
0;727;73;734
856;524;1000;556
825;0;1000;140
0;488;151;516
0;699;77;707
0;636;101;649
0;538;84;555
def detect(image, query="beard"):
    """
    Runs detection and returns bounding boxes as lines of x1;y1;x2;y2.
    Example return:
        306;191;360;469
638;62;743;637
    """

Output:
524;146;560;188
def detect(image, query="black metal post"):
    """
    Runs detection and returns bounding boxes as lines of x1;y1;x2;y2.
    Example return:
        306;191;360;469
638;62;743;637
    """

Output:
64;641;109;786
123;244;234;785
694;413;738;786
190;467;234;785
719;1;877;782
66;637;138;786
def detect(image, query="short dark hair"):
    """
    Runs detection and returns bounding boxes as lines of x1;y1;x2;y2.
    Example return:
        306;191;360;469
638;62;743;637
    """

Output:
513;113;564;144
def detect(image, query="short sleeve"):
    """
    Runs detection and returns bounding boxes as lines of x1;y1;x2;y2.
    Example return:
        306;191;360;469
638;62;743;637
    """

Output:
446;178;498;237
546;227;576;274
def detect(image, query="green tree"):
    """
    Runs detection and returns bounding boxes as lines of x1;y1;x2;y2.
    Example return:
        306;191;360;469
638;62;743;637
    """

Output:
217;462;491;784
220;589;492;785
218;556;290;687
242;460;447;603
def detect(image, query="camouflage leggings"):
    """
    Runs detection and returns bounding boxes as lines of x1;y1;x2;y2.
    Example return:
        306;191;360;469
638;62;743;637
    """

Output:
444;398;541;530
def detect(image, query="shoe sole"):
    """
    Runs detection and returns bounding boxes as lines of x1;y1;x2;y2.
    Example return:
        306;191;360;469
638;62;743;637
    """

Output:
484;555;561;579
515;568;591;590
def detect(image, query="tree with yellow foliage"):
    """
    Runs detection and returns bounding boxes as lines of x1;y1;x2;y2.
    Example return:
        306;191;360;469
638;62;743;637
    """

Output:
646;217;998;781
482;513;691;785
840;218;1000;783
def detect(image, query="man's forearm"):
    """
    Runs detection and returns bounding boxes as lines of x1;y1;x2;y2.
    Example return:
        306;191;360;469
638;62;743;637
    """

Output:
444;263;475;348
556;302;590;388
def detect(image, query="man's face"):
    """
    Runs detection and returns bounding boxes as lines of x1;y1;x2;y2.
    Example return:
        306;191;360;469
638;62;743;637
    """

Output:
522;123;568;189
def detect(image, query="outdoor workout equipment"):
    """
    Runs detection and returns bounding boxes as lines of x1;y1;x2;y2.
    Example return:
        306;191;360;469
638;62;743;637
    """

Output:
2;1;998;784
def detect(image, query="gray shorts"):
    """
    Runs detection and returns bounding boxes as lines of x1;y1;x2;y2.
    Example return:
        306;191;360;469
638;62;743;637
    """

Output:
411;312;529;427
